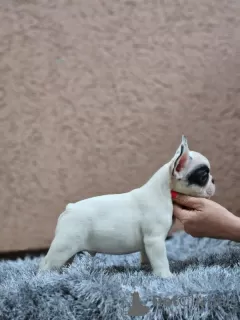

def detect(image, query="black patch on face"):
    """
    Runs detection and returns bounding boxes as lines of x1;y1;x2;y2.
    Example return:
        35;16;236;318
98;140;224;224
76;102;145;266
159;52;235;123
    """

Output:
187;164;210;187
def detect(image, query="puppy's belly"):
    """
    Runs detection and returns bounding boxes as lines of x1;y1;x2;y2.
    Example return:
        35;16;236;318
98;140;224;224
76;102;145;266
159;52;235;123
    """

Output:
87;228;142;254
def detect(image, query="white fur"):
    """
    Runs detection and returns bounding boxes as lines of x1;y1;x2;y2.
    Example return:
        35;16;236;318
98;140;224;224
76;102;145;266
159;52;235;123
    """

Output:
39;163;173;277
39;136;215;278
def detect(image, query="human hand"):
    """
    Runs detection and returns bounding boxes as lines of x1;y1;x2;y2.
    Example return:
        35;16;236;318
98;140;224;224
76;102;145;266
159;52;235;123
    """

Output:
171;192;239;240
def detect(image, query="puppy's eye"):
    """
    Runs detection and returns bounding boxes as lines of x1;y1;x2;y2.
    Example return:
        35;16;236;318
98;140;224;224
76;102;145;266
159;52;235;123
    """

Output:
187;165;210;187
200;172;209;183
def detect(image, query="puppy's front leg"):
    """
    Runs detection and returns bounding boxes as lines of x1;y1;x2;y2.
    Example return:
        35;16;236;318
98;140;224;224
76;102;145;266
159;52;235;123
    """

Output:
143;236;172;278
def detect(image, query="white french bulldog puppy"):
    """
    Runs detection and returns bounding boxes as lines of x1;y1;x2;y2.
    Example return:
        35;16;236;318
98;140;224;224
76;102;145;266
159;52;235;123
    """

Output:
39;136;215;277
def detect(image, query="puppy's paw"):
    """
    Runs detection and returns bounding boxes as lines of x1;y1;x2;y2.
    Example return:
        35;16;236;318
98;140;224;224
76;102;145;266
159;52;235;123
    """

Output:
153;269;173;278
161;271;173;278
38;257;49;273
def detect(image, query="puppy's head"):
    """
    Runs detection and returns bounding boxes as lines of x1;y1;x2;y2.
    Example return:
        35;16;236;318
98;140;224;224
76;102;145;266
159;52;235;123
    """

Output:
169;136;215;198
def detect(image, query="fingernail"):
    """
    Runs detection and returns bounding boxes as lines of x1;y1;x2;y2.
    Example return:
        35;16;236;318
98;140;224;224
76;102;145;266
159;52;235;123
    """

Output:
171;191;178;199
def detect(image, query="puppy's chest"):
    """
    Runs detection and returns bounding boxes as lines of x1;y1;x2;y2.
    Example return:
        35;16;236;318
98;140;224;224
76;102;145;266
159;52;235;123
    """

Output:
143;201;173;227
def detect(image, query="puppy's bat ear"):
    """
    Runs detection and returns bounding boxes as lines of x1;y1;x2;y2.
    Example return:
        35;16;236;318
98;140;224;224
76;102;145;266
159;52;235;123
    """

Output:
170;135;190;179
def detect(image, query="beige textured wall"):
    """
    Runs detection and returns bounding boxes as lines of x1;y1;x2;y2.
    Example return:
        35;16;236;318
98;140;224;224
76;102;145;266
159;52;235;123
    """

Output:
0;0;239;252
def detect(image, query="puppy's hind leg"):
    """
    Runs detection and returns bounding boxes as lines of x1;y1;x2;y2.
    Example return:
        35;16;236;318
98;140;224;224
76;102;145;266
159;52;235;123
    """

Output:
140;247;150;268
39;233;83;272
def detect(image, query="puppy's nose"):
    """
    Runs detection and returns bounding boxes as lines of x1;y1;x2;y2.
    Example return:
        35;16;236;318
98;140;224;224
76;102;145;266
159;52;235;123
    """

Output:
212;178;215;184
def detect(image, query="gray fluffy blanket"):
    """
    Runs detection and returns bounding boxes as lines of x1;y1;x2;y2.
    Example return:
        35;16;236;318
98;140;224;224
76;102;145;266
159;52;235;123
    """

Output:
0;231;240;320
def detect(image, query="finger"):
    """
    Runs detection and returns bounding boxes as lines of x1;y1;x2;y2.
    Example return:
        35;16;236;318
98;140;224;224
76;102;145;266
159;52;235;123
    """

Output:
168;218;183;235
172;194;202;210
173;204;189;221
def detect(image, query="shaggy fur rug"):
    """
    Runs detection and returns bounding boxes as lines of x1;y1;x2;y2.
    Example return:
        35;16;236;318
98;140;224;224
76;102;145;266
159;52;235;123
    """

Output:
0;231;240;320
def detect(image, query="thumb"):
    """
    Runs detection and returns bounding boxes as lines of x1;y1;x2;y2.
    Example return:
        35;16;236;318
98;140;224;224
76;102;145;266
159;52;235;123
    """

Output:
172;193;202;210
